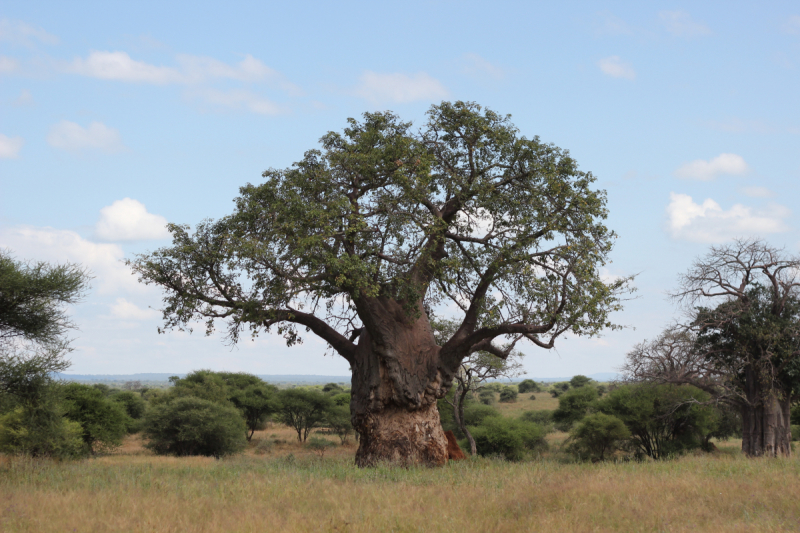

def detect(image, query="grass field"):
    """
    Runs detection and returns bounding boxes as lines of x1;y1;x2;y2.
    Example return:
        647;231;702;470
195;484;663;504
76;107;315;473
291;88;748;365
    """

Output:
2;422;800;533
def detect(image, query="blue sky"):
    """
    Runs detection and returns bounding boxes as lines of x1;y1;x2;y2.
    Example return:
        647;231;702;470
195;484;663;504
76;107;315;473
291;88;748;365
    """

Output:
1;1;799;377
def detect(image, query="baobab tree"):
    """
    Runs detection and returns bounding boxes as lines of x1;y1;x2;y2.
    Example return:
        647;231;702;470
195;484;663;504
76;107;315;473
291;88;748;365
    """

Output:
129;101;630;466
623;239;800;457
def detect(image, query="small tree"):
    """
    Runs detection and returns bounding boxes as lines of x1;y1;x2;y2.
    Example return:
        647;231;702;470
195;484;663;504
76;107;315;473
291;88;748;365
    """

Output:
61;383;129;454
567;412;630;461
499;386;518;403
432;318;524;455
325;404;354;444
595;383;716;459
569;375;593;388
142;396;247;457
277;388;333;442
228;383;279;441
469;417;547;461
518;379;541;393
552;385;598;431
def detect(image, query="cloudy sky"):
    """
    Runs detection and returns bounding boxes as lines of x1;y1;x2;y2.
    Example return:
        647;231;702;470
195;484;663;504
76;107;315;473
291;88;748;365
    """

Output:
1;1;799;377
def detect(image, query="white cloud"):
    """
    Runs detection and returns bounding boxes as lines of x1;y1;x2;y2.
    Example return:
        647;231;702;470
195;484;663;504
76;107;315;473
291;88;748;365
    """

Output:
783;15;800;35
0;226;140;294
0;134;24;158
462;54;504;80
47;121;124;153
659;11;712;37
674;153;749;180
109;298;159;320
597;56;636;80
0;56;18;73
67;51;184;84
0;18;59;47
353;71;448;104
191;88;286;115
94;198;170;241
666;192;789;243
741;186;775;198
67;51;300;92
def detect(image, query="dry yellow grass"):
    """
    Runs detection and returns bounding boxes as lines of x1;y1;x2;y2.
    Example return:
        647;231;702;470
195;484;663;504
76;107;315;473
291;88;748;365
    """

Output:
2;429;799;532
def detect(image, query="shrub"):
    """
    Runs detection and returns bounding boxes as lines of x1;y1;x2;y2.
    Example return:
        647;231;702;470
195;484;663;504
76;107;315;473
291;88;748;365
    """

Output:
0;404;84;458
567;412;630;461
322;383;344;394
792;425;800;442
307;436;337;457
478;389;496;405
324;404;354;444
552;386;599;431
518;379;541;393
463;403;500;427
529;394;536;401
110;391;147;434
61;383;129;454
142;397;247;457
569;375;593;388
595;384;716;459
499;386;518;403
331;392;351;407
550;382;570;397
469;417;547;461
520;410;553;426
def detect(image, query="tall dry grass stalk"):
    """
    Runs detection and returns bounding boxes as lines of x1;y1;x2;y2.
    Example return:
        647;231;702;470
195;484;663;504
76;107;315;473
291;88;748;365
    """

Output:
1;435;799;532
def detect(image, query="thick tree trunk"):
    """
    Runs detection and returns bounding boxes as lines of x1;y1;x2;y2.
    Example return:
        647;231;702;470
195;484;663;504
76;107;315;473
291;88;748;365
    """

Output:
349;304;453;467
740;367;792;457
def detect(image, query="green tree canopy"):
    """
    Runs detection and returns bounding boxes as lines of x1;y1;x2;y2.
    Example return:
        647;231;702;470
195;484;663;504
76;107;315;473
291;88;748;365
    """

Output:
128;101;631;466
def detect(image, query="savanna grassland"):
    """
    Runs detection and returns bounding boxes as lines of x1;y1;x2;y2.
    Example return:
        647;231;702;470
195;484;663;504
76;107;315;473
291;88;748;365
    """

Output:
2;391;799;533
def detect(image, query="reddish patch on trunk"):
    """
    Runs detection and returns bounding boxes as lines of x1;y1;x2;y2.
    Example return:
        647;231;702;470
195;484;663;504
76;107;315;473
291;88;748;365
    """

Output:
445;430;466;460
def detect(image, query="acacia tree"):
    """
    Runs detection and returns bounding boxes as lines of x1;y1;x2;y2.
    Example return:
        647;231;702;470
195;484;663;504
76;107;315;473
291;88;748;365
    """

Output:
129;101;629;466
623;239;800;457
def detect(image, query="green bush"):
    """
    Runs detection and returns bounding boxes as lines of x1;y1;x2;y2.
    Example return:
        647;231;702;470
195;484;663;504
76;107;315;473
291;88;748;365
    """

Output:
331;392;351;407
110;391;147;434
499;386;518;403
569;375;593;388
463;403;500;427
520;410;554;427
324;404;354;444
552;386;598;431
478;389;496;405
791;425;800;442
307;436;337;457
529;394;536;401
61;383;129;454
550;382;570;398
595;384;716;459
567;412;630;461
469;416;547;461
142;396;247;457
518;380;541;393
0;404;84;459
